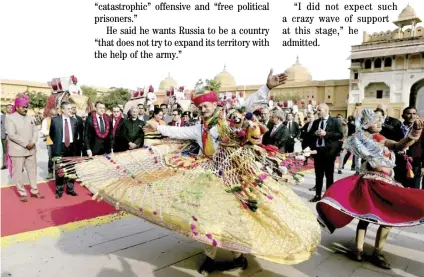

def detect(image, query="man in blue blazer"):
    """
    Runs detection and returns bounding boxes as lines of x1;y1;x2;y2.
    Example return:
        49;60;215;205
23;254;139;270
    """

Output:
49;101;79;198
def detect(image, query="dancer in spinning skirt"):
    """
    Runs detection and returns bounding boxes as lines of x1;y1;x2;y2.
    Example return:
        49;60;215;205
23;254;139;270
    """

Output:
317;109;424;269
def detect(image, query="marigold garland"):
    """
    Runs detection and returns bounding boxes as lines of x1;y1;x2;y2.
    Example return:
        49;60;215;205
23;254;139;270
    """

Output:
92;112;110;139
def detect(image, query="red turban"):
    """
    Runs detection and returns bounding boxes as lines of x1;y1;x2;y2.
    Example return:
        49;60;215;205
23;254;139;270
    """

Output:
191;90;218;107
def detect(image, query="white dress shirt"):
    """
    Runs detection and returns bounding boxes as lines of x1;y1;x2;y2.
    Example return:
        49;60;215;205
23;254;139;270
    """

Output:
62;116;73;143
41;118;50;136
316;116;329;147
307;121;313;132
287;120;294;136
271;122;282;136
96;115;106;132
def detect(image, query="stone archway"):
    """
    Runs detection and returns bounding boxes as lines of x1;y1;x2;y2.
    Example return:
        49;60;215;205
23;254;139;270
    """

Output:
409;78;424;116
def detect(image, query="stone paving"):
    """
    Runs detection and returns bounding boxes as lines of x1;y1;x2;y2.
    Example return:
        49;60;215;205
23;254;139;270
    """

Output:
1;133;423;277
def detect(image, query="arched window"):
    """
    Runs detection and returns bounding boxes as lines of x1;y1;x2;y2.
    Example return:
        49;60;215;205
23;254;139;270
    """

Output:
364;60;372;69
374;58;382;68
396;56;405;70
384;58;392;67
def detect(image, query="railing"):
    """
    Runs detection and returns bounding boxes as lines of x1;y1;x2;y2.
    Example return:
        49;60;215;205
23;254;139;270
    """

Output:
352;37;424;51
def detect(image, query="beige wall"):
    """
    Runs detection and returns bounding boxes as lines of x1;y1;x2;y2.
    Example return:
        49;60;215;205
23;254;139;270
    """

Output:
2;78;351;115
347;101;404;119
1;80;51;105
1;79;112;107
220;80;349;114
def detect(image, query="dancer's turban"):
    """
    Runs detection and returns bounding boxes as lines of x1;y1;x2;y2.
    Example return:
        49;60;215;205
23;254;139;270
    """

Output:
191;90;218;107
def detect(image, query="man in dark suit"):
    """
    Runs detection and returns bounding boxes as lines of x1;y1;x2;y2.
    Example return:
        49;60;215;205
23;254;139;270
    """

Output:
70;104;84;157
137;104;150;122
84;101;111;157
308;103;343;202
375;105;403;142
394;107;424;189
301;112;315;165
110;106;124;153
260;108;274;130
285;113;301;153
118;107;145;151
375;106;404;182
49;102;79;198
262;110;290;152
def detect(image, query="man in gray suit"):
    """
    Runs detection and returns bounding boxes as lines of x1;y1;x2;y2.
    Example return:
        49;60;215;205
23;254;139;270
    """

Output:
5;95;45;202
1;104;13;169
1;111;6;170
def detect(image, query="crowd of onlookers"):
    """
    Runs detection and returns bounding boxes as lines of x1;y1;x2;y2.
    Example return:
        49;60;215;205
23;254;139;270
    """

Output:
246;102;424;203
0;98;201;202
1;96;423;204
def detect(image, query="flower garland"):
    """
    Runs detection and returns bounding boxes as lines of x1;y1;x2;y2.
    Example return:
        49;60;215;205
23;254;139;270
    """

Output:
112;115;122;137
92;112;110;139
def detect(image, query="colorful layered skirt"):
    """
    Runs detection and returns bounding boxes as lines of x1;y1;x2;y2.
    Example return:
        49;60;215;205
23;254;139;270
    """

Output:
317;171;424;233
58;138;321;265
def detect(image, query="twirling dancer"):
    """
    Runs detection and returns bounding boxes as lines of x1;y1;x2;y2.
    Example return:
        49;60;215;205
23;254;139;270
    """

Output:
317;109;424;270
57;69;321;275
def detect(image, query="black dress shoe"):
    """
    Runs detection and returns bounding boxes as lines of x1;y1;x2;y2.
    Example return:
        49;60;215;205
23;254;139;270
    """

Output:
56;194;62;199
309;187;316;191
198;256;215;275
67;191;78;196
309;196;321;202
215;254;248;271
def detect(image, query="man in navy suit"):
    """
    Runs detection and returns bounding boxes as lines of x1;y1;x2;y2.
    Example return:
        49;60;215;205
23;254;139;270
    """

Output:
49;101;79;198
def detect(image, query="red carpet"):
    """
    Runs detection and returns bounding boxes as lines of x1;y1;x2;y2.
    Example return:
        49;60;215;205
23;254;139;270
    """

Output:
1;181;117;237
0;156;342;237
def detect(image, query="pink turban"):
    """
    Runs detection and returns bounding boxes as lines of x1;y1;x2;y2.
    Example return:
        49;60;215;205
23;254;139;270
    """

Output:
6;94;30;177
14;94;30;107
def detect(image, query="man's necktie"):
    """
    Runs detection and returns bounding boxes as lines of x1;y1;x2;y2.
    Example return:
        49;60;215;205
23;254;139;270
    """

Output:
318;119;324;146
99;116;105;133
307;122;313;132
64;119;70;147
271;125;277;136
